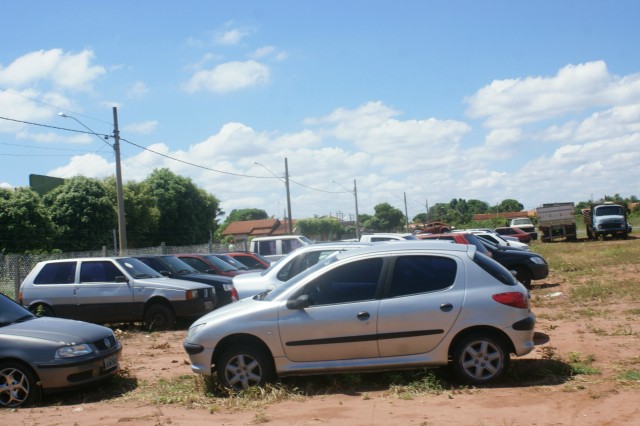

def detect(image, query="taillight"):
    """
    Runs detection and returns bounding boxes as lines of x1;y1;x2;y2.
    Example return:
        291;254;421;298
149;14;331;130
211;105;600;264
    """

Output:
224;284;239;302
492;292;528;309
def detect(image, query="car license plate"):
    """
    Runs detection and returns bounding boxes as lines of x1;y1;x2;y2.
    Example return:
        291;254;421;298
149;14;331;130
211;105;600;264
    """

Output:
104;355;118;370
205;301;214;310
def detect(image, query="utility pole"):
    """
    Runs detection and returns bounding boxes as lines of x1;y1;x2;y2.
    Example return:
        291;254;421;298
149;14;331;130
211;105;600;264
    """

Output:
354;179;360;240
112;107;127;253
284;158;293;234
404;192;409;232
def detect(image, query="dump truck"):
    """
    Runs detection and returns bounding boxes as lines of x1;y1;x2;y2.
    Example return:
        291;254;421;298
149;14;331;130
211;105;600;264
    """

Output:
581;202;632;240
536;202;577;242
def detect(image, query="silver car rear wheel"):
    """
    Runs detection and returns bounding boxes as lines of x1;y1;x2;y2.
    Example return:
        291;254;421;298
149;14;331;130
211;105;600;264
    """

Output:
216;345;274;391
0;362;39;407
452;333;509;384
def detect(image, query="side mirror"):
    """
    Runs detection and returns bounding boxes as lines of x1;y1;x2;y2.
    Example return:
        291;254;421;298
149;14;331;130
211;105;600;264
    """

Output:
115;275;129;283
159;270;172;277
286;294;310;310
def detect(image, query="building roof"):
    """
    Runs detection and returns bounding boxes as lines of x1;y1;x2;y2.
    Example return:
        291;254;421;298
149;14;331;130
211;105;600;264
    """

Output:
221;219;296;238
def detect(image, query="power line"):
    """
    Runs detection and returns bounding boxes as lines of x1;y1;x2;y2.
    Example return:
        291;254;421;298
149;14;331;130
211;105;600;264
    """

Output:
1;114;351;194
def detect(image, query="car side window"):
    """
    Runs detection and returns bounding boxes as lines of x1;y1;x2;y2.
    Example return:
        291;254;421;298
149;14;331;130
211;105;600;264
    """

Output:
303;258;382;306
389;256;457;298
257;241;276;256
80;261;122;283
34;262;77;284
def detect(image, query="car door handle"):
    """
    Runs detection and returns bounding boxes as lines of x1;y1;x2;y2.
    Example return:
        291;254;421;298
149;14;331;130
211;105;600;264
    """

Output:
356;311;370;320
440;303;453;312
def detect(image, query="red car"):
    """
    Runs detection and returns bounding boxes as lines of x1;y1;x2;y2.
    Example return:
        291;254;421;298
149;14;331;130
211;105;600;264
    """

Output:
493;227;532;243
175;254;253;277
225;251;271;270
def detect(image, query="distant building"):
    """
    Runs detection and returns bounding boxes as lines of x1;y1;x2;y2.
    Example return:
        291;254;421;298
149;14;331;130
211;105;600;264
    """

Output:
221;219;296;251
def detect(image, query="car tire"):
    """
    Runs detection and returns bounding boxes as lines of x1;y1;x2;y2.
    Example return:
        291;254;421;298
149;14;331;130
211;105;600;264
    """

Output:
513;266;532;289
143;303;176;331
28;303;54;317
0;361;40;408
451;333;510;385
216;344;275;391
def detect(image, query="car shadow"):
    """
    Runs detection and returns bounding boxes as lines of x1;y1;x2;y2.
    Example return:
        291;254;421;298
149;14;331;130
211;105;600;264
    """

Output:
34;372;138;407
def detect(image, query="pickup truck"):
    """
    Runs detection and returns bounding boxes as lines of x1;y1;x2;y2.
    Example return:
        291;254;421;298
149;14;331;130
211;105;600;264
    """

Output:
507;217;538;240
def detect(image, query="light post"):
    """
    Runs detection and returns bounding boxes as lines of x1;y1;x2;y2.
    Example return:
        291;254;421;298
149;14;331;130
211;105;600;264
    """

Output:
254;158;293;234
333;179;360;240
59;107;127;254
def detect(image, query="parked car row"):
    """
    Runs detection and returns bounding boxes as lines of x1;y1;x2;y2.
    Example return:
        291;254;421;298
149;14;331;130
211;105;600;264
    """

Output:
5;236;545;406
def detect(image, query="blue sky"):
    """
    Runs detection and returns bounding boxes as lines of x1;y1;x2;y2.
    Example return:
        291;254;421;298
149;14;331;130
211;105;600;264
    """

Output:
2;1;640;222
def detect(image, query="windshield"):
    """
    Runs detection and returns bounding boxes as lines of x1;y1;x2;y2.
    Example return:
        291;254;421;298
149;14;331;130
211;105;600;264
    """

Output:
161;256;198;273
203;254;239;272
262;251;341;301
0;293;34;326
215;254;249;270
595;205;624;216
116;258;163;278
512;218;531;225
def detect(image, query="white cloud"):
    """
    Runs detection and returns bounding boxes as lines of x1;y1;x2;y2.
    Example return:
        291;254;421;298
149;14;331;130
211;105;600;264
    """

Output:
127;81;149;99
0;49;105;92
47;153;115;179
216;28;250;45
184;60;270;93
123;120;158;135
465;61;640;128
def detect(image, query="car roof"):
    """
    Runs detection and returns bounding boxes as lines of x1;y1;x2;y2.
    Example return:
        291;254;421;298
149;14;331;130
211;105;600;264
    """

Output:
334;240;473;261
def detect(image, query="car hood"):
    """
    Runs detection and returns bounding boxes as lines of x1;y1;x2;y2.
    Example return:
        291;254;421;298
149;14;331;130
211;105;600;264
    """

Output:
136;276;209;290
1;317;112;344
172;272;232;285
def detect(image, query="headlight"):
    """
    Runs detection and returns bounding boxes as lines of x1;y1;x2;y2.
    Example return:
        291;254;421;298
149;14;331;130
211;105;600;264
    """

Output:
185;289;199;300
187;323;206;339
56;344;93;358
530;256;546;265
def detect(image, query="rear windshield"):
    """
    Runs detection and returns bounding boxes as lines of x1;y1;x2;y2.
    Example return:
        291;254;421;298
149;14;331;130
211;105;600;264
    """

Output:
473;252;517;286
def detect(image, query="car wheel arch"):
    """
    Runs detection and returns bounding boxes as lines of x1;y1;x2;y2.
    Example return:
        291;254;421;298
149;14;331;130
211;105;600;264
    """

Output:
448;326;515;359
213;334;275;369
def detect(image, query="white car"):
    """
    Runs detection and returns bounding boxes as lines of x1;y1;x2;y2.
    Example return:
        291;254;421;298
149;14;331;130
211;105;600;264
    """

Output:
232;242;371;299
467;231;530;251
184;241;536;390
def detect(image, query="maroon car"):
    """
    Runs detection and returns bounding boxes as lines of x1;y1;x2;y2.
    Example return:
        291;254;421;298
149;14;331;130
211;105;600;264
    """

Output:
225;251;271;270
176;254;253;277
493;227;532;243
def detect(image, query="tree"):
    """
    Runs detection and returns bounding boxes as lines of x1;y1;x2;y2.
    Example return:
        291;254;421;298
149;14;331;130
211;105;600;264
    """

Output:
492;199;524;213
363;203;405;232
0;188;54;253
43;176;116;251
142;169;222;246
296;217;343;240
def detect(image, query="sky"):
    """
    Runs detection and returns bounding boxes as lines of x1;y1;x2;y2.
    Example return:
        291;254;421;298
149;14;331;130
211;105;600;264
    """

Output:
1;1;640;223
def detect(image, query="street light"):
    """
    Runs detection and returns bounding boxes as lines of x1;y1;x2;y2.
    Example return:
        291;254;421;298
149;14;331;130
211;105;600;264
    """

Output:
59;107;127;254
254;158;293;234
333;179;360;240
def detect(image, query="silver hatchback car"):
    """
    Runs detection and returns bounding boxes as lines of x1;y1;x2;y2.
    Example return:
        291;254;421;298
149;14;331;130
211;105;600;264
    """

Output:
184;242;536;390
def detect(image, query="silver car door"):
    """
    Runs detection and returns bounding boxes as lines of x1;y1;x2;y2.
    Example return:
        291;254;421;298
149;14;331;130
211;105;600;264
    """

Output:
377;255;464;357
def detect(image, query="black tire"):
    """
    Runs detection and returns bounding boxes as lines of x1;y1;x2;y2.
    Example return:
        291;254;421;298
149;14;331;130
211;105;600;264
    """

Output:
216;345;275;391
28;303;54;317
0;361;40;408
451;333;510;385
143;303;176;331
513;266;532;289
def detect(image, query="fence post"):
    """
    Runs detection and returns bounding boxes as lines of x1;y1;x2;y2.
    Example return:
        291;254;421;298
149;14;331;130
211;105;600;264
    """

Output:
13;254;20;298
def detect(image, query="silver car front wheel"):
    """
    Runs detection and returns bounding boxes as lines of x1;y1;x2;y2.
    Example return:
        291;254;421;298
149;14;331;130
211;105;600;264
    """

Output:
452;333;509;384
216;345;275;391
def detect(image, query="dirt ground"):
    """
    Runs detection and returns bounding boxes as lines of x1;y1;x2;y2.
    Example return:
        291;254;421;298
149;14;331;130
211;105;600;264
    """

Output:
6;268;640;425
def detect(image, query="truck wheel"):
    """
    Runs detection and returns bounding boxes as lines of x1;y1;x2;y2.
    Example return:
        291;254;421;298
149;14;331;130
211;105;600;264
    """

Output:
451;333;510;385
144;303;176;331
586;228;593;240
513;267;532;289
216;345;275;391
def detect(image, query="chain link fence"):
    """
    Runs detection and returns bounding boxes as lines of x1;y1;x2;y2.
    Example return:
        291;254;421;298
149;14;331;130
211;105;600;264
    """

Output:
0;241;228;301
